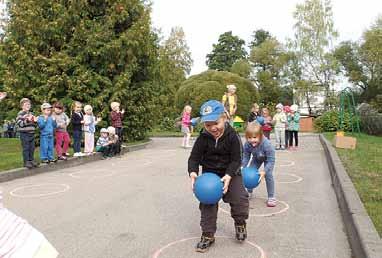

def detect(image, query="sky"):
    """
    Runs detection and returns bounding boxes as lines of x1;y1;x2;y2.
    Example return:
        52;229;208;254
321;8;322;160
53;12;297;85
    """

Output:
151;0;382;75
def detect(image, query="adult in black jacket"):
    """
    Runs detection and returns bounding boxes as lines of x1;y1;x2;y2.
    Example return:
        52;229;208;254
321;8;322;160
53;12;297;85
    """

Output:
188;100;249;253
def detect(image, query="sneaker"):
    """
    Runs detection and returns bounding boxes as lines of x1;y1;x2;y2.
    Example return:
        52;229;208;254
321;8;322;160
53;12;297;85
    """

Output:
280;146;285;150
24;161;33;169
275;146;280;150
31;160;39;167
267;198;277;207
41;160;49;164
64;152;71;157
58;156;67;161
49;159;57;163
195;235;215;253
235;224;247;241
73;152;81;157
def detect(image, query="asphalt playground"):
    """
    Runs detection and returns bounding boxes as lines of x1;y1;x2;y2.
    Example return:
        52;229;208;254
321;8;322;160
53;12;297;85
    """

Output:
0;136;352;258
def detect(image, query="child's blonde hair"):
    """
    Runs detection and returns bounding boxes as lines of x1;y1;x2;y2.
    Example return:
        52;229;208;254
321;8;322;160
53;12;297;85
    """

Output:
251;103;260;112
183;105;192;113
245;122;263;139
72;101;82;111
83;105;93;113
110;102;120;110
107;126;116;135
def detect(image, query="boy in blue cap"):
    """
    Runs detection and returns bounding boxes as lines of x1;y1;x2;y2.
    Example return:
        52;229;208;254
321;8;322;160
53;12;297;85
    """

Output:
188;100;249;253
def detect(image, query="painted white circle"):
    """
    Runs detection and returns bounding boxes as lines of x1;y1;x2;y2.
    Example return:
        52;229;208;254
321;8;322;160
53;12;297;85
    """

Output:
276;173;303;184
276;160;295;167
152;236;266;258
68;169;116;179
220;197;289;217
10;183;70;198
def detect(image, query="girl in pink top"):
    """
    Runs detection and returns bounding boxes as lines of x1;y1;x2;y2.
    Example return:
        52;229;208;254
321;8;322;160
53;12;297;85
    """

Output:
181;105;192;148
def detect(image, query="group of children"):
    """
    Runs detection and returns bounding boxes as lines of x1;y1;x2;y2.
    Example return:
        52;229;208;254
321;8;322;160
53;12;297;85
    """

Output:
187;99;293;253
16;98;125;168
247;102;300;150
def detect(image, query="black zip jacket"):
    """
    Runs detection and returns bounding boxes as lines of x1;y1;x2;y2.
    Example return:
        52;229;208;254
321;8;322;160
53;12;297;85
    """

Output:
188;124;243;177
71;111;83;131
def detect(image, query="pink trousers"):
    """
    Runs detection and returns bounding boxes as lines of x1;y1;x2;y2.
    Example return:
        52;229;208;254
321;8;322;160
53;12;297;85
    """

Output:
55;131;70;157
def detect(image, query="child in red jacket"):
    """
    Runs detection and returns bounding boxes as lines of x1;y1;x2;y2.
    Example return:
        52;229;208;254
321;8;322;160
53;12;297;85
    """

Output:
110;102;125;143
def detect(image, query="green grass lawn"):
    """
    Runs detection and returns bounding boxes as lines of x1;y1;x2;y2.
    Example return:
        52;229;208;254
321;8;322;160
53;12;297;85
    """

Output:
0;138;150;172
324;132;382;237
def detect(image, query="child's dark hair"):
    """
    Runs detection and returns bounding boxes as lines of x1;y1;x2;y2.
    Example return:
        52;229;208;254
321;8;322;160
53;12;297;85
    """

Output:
53;101;64;110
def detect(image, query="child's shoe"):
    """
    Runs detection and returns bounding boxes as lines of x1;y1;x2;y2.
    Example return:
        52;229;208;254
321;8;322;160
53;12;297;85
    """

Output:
275;146;280;150
235;224;247;242
64;152;70;157
58;156;67;161
41;160;49;164
280;146;285;150
267;198;277;207
195;235;215;253
73;152;80;157
31;160;39;167
49;159;57;163
24;161;33;169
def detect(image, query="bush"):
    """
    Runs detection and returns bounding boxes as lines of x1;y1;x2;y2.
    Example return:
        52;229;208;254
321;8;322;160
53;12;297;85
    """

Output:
175;70;259;118
357;103;382;136
314;110;359;132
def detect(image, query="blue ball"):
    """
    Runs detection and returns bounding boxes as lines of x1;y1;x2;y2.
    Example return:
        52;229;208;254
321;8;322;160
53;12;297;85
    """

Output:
191;117;199;127
194;173;223;204
256;116;265;125
242;167;261;190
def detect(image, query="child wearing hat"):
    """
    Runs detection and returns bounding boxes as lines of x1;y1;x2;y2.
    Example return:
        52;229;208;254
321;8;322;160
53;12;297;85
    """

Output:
188;100;249;253
96;128;111;158
287;104;300;150
110;102;125;143
83;105;101;155
242;123;276;206
16;98;38;168
272;103;287;150
37;103;57;163
53;102;70;160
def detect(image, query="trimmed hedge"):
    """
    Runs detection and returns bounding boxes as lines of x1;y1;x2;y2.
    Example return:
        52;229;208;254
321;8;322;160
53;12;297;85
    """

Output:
175;70;259;118
314;110;359;132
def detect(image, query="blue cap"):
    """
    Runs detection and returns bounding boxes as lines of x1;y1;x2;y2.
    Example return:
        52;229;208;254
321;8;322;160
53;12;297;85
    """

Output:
200;100;225;123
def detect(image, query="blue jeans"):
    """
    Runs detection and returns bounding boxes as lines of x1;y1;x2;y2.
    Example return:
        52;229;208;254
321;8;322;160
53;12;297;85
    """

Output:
247;168;275;199
40;135;54;160
73;130;82;153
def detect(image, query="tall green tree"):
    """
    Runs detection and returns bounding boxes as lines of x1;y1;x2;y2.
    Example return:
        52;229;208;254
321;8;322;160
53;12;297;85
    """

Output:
334;17;382;110
230;59;251;79
249;29;272;48
250;38;291;105
206;31;247;71
1;0;158;141
291;0;339;110
156;26;193;121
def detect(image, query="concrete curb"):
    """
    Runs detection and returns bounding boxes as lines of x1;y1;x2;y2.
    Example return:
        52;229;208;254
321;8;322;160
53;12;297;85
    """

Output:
319;134;382;258
0;139;152;183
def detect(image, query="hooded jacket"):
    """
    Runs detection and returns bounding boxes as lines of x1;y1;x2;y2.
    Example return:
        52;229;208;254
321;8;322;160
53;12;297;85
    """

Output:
188;123;242;177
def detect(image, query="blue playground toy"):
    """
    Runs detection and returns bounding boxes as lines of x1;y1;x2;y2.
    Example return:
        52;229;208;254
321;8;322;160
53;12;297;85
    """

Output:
242;167;261;190
194;173;223;204
256;116;265;126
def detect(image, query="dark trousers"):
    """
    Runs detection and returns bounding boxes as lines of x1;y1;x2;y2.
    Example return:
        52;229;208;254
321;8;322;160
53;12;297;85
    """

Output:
285;130;289;148
73;130;82;153
289;131;298;147
20;132;35;164
199;175;249;235
110;142;121;155
97;145;111;157
116;127;123;143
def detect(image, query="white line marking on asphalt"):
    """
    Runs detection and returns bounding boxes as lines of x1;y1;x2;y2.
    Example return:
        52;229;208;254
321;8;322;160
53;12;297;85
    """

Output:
276;160;295;167
152;236;266;258
10;183;70;198
276;173;303;184
220;197;289;218
68;170;116;179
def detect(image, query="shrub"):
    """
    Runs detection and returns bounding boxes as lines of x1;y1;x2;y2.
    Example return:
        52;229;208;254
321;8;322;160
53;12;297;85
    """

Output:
175;70;259;118
357;103;382;136
314;110;359;132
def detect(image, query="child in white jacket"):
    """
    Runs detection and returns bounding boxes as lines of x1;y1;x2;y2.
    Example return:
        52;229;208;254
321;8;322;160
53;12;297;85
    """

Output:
272;103;287;150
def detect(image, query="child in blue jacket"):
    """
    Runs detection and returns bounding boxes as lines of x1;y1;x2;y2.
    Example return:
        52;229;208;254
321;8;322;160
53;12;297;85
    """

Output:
37;103;57;163
242;122;276;207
